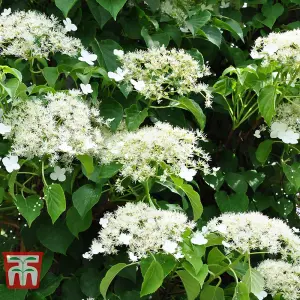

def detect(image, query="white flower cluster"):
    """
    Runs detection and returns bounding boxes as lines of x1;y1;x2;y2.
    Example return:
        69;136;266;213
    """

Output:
2;91;106;166
160;0;195;24
257;260;300;300
269;99;300;144
205;212;300;263
0;10;82;59
83;202;195;261
108;46;213;107
101;122;213;187
251;29;300;68
160;0;230;25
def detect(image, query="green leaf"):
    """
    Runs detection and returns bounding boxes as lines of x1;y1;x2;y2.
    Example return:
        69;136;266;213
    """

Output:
261;3;284;28
213;18;244;41
202;25;222;48
100;99;123;132
207;247;226;265
42;67;59;88
172;97;206;130
186;11;211;36
66;207;92;238
1;78;20;98
44;184;66;224
87;0;112;29
243;170;265;192
14;195;43;227
172;176;203;220
225;173;248;194
77;155;94;177
184;245;206;274
257;86;276;125
38;273;63;297
96;0;127;20
98;162;122;178
80;268;101;297
0;66;22;81
55;0;78;17
182;262;208;287
140;260;164;297
163;24;182;47
144;0;160;11
255;140;273;164
40;250;54;280
200;285;225;300
125;104;148;131
282;163;300;190
233;282;249;300
203;171;224;191
215;191;249;213
0;285;27;300
72;184;102;218
37;219;75;255
140;254;176;278
100;263;129;300
177;270;200;300
242;268;264;295
91;39;122;71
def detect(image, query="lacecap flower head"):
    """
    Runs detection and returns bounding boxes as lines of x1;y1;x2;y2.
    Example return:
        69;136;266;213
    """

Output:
83;202;195;261
109;46;213;107
0;10;83;59
2;91;107;167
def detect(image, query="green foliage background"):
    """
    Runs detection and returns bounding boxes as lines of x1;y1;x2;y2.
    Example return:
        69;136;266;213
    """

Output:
0;0;299;299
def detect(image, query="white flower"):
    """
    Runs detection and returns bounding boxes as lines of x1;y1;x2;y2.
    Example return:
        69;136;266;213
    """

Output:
80;83;93;94
59;143;73;153
222;241;231;248
2;155;20;173
180;27;189;33
130;79;145;91
84;202;195;261
179;166;197;182
257;260;300;300
216;224;227;234
91;241;105;254
79;49;97;66
253;291;268;300
201;226;208;234
220;1;230;8
270;122;288;138
82;252;92;259
50;166;66;182
99;218;109;228
63;18;77;32
254;130;261;138
0;10;82;59
242;3;248;8
205;212;300;263
263;44;278;55
113;49;124;57
251;51;264;59
191;232;208;245
128;252;138;262
101;122;213;184
0;123;11;134
118;233;132;245
162;240;178;254
279;129;299;144
174;252;184;259
1;8;11;17
108;68;127;82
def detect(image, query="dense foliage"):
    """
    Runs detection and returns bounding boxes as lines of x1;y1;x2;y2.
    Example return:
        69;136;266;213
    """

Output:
0;0;299;299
